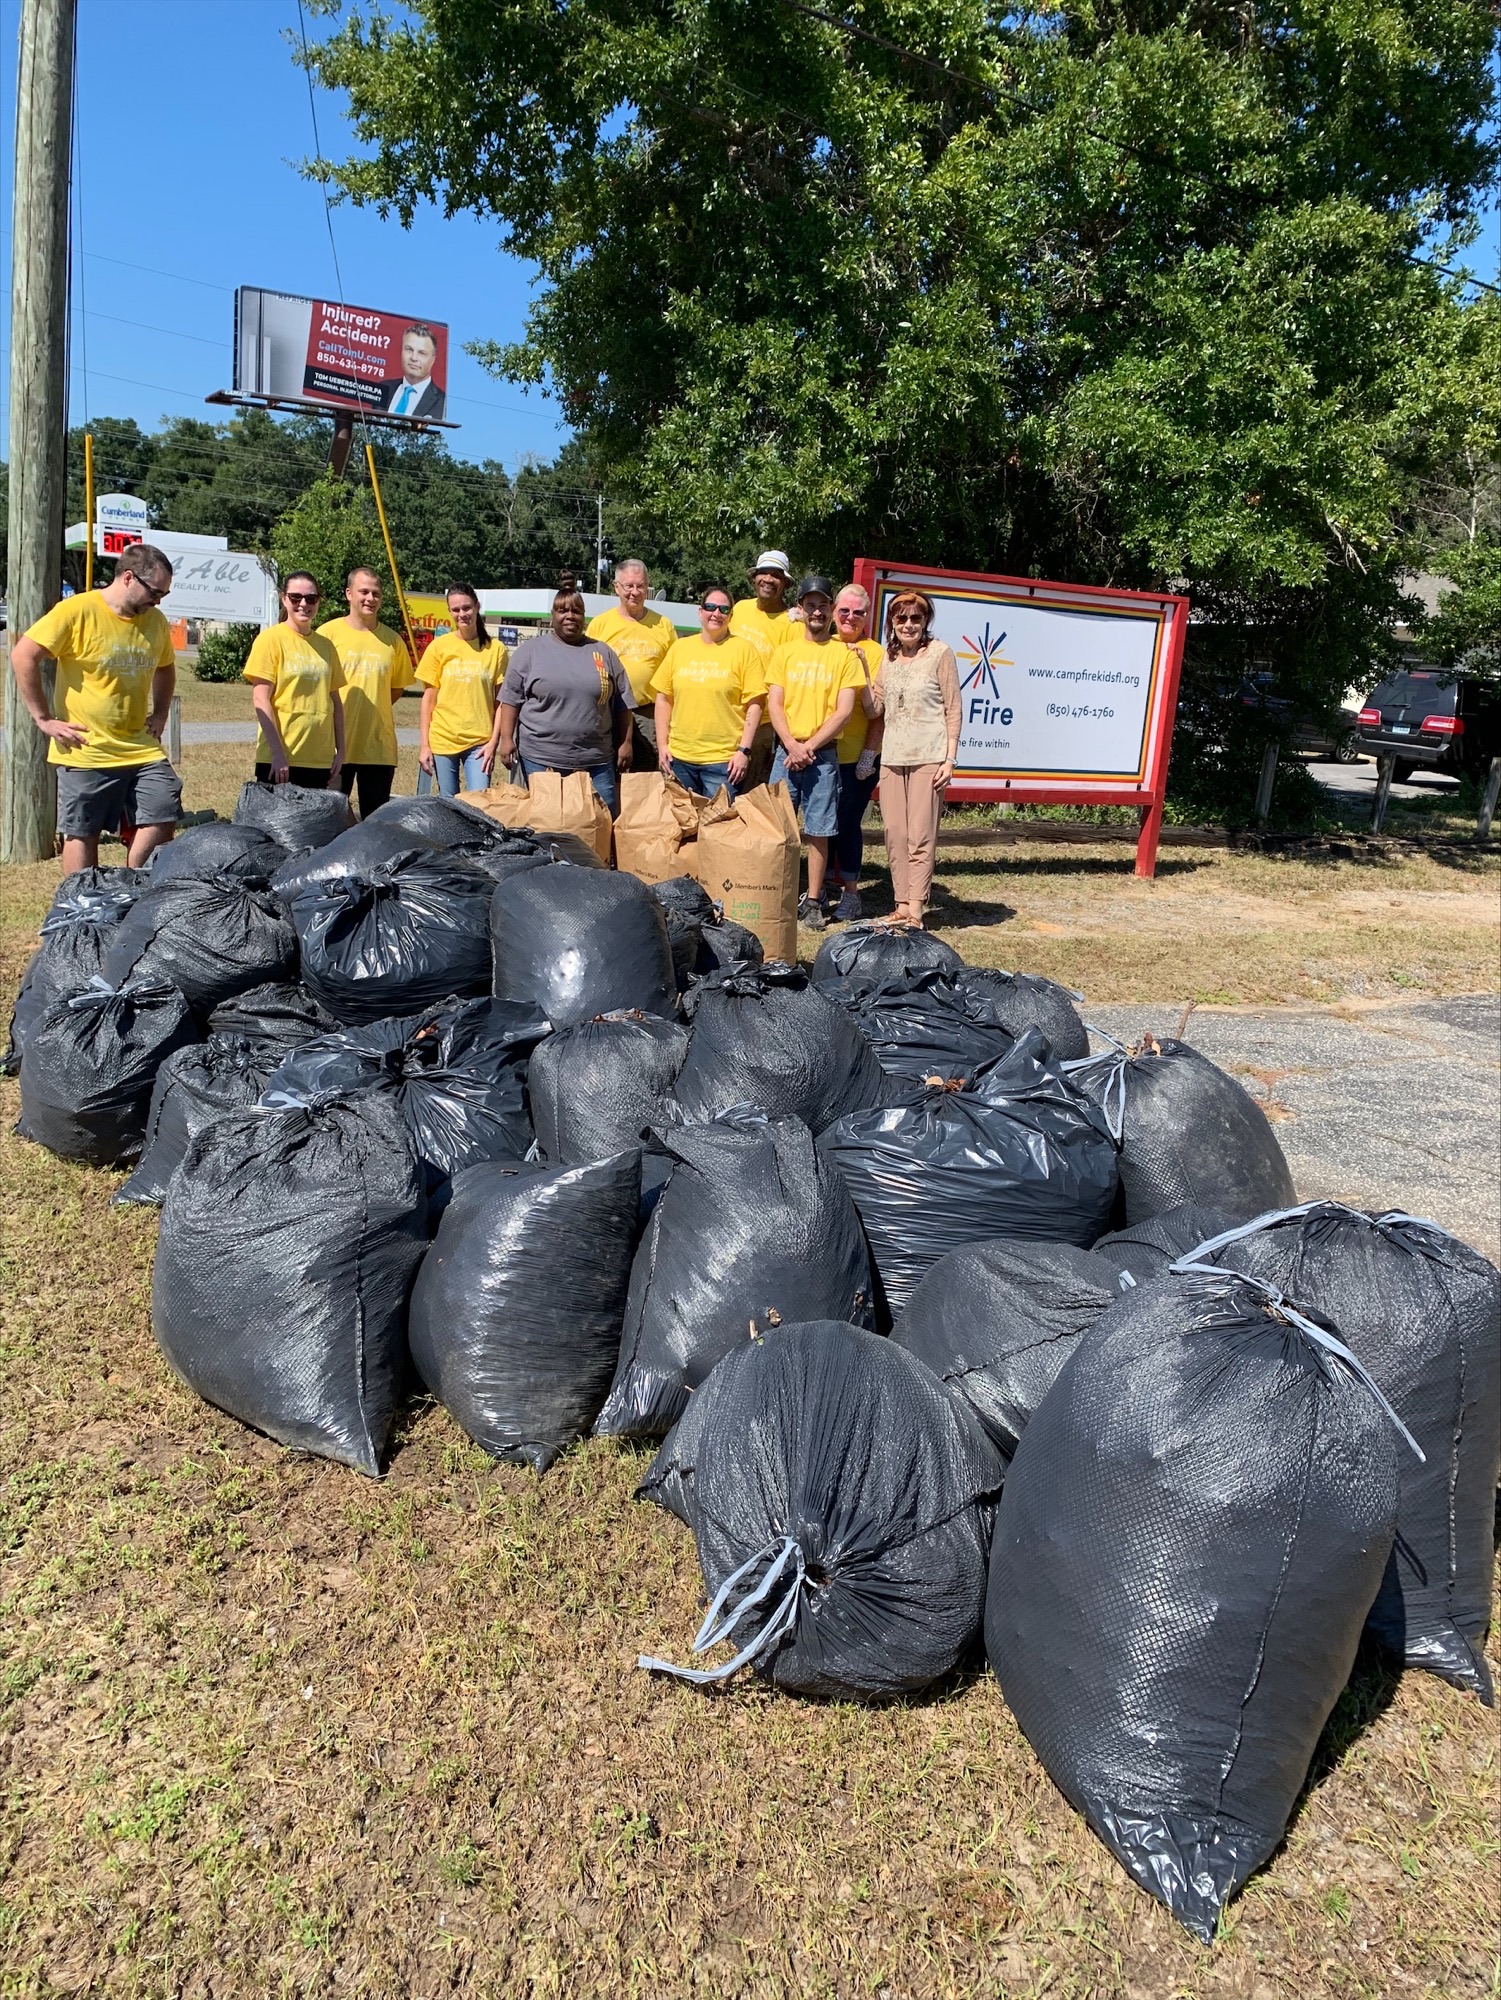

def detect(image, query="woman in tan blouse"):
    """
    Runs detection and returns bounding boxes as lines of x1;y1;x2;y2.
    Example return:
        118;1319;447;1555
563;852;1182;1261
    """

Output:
870;591;961;925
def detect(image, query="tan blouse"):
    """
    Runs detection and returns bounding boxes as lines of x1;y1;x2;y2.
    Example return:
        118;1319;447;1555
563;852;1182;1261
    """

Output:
872;640;961;767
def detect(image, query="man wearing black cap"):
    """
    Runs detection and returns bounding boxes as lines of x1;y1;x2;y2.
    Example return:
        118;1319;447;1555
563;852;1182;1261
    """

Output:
766;576;868;930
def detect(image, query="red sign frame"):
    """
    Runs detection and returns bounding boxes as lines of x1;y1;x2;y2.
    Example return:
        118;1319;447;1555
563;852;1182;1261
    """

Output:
853;558;1189;878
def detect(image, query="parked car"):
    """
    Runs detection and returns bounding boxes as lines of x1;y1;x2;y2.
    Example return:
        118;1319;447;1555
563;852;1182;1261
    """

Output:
1356;668;1501;782
1239;676;1365;761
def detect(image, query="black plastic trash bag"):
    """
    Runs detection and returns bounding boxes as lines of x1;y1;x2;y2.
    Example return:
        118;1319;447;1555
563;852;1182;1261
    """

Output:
596;1110;873;1438
1188;1203;1501;1701
232;779;353;851
986;1267;1404;1942
115;1035;281;1206
1094;1202;1254;1280
820;1030;1119;1317
5;866;147;1074
1065;1033;1295;1223
651;875;716;923
367;794;508;850
152;1089;426;1474
410;1152;641;1470
949;965;1090;1063
811;921;963;997
673;961;891;1133
263;996;546;1191
490;865;677;1029
148;821;287;888
697;919;764;973
528;1010;688;1162
841;969;1015;1081
638;1320;1005;1698
286;851;495;1024
16;977;198;1165
891;1239;1129;1458
269;820;447;901
206;980;337;1052
103;874;299;1016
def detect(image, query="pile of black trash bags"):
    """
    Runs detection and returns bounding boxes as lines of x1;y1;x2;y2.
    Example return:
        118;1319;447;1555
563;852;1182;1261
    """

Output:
8;787;1499;1948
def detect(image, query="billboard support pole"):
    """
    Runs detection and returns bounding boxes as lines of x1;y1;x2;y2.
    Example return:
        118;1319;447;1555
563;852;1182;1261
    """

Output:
3;0;76;864
365;442;421;669
83;431;95;590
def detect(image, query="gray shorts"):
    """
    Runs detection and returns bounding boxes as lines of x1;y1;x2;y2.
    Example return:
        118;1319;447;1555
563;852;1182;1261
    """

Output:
56;760;183;839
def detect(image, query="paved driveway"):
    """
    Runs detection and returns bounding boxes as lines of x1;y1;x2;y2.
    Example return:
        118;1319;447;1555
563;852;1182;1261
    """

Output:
1085;995;1500;1260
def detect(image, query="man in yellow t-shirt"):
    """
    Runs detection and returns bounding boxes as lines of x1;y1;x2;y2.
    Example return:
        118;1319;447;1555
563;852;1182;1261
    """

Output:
766;575;867;929
11;542;183;874
649;588;766;798
827;582;885;922
241;573;346;789
729;549;798;787
319;566;414;816
586;560;676;715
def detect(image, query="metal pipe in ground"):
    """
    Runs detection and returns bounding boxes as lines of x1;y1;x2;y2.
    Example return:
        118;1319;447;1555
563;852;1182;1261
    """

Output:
1371;755;1396;833
1253;742;1279;825
1478;756;1501;842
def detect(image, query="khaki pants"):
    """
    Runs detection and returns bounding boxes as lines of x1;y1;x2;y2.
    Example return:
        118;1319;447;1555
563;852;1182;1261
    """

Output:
880;764;944;913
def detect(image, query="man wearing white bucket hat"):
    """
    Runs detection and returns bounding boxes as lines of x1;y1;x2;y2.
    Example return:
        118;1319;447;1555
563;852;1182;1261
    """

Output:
731;551;797;785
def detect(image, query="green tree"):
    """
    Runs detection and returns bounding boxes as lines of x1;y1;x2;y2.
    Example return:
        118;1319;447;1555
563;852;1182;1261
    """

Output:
306;0;1498;774
269;473;389;614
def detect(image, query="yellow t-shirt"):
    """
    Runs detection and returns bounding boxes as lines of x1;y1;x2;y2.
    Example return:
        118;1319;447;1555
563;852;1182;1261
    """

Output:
243;624;345;769
729;598;794;663
585;603;676;707
418;630;510;758
834;637;882;763
319;616;414;766
25;591;173;769
768;634;868;744
650;635;768;764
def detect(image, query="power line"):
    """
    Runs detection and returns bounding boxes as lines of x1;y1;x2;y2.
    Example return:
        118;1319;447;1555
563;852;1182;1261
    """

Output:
85;251;233;292
296;0;346;305
86;310;228;348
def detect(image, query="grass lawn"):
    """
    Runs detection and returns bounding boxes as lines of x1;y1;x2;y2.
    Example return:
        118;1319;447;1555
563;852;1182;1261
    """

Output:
1;702;1497;1996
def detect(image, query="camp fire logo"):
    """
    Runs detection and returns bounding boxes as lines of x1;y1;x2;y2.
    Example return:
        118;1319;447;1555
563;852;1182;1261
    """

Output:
956;622;1015;701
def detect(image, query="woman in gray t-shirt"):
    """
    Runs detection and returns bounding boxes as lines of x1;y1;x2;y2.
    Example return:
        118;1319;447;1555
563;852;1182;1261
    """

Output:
497;588;634;813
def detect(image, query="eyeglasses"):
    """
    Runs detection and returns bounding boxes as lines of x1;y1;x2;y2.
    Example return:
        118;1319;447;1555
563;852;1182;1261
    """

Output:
701;602;732;616
286;592;320;607
834;606;865;619
132;579;170;603
892;612;926;625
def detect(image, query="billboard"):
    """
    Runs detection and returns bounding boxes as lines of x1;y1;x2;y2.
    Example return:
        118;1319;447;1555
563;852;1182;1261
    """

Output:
235;287;449;419
852;559;1189;877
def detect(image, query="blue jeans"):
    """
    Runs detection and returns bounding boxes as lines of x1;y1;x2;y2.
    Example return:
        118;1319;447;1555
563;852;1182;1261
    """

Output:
834;756;880;882
770;742;840;838
518;755;619;816
670;758;734;801
418;747;489;797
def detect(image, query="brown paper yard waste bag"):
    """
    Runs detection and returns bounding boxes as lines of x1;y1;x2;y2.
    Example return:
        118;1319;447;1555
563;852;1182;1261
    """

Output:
462;771;613;863
614;772;705;884
692;783;801;962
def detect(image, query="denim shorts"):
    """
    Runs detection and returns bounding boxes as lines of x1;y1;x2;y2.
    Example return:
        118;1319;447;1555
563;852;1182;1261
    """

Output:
56;759;182;838
769;742;839;837
670;758;734;801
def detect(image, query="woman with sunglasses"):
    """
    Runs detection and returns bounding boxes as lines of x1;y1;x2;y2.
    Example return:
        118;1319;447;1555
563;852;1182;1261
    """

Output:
826;583;884;922
416;584;510;797
870;590;961;926
649;589;767;799
243;572;346;789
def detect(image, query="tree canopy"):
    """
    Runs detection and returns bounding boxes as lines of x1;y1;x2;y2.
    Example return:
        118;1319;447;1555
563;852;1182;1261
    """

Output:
304;0;1499;750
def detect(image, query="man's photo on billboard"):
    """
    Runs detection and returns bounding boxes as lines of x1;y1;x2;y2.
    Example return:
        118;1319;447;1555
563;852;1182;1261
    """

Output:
378;323;446;419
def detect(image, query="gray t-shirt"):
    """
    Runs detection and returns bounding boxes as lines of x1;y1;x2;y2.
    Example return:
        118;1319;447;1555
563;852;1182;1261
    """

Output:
499;631;632;770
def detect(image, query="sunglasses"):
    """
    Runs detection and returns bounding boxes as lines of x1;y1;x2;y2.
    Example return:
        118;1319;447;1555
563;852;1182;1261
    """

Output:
133;580;170;603
834;606;865;619
892;611;926;624
286;592;320;607
701;601;732;615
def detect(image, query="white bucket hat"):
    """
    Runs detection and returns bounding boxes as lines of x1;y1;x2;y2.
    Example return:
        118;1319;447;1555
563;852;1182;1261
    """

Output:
750;549;793;580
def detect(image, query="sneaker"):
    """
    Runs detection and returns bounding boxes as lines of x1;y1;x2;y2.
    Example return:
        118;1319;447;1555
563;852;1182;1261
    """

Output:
834;888;863;923
797;894;827;931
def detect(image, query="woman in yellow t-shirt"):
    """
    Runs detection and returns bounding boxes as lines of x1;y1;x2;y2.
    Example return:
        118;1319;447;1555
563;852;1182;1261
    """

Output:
649;589;766;799
242;573;346;788
416;584;510;796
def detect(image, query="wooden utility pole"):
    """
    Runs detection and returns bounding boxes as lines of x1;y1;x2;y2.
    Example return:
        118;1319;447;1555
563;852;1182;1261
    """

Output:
3;0;77;863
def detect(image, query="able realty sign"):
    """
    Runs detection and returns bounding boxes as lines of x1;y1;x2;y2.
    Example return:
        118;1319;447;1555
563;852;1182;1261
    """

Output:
852;560;1189;877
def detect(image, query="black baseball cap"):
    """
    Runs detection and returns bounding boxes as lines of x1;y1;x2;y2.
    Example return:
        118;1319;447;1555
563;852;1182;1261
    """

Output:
797;574;835;602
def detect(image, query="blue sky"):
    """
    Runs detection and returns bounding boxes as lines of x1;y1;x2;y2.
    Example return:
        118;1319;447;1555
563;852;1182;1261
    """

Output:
0;0;567;469
0;4;1495;475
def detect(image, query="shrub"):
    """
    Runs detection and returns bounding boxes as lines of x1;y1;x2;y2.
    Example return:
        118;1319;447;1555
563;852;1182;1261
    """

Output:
193;624;259;684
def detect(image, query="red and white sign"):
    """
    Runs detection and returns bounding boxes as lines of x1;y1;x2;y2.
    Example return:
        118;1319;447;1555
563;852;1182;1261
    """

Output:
853;559;1189;877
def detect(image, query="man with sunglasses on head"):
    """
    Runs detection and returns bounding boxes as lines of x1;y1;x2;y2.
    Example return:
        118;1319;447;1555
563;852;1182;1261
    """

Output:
242;573;346;791
649;587;766;799
11;542;184;875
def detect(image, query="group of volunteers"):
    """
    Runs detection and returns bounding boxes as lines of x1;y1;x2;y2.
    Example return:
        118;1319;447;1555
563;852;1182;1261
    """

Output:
11;542;961;928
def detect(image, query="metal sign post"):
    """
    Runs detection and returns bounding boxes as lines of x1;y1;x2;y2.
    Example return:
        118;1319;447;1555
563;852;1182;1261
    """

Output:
852;559;1190;877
